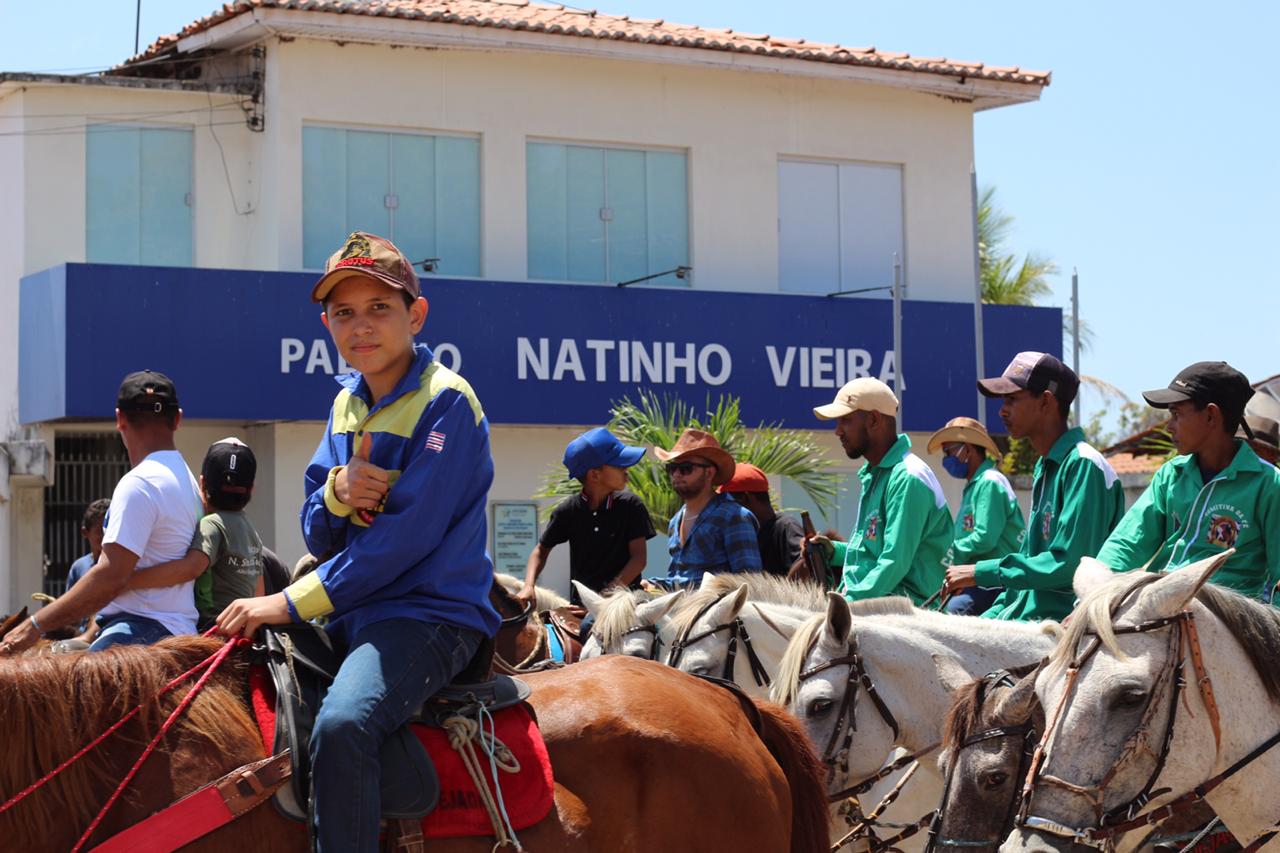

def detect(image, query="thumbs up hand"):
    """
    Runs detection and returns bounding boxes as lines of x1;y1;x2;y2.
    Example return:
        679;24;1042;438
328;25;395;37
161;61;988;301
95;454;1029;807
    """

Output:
335;432;390;512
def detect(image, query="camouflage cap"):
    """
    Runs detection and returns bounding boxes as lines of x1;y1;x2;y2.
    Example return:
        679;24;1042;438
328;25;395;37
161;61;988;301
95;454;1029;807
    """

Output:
311;232;422;303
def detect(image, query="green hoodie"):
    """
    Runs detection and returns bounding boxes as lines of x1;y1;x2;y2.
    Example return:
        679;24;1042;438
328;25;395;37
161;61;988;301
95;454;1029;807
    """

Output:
831;434;954;605
1096;440;1280;599
976;427;1125;621
945;458;1026;567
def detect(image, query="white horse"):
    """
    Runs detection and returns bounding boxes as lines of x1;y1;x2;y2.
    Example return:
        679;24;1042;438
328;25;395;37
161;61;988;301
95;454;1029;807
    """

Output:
773;593;1060;851
663;575;943;850
662;573;826;695
1001;551;1280;853
575;584;685;660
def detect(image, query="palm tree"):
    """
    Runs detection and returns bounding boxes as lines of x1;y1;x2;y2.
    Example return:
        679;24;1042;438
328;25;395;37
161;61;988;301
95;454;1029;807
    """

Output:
534;391;841;529
977;185;1094;352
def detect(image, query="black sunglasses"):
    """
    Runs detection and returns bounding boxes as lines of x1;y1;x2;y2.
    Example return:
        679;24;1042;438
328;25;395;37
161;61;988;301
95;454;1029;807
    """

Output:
665;462;713;476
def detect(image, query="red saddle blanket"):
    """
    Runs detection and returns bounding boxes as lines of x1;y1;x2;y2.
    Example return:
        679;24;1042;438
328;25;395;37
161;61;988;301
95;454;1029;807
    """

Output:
249;666;554;839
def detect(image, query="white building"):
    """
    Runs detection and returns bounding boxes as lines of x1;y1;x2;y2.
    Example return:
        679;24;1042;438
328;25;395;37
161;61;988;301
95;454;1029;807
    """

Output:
0;0;1056;609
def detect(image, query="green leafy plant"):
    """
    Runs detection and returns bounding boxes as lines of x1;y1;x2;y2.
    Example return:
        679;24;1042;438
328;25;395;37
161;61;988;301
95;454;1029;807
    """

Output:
534;391;841;529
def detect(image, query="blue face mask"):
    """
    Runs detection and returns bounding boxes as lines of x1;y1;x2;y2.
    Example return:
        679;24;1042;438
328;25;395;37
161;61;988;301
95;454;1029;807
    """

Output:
942;454;969;480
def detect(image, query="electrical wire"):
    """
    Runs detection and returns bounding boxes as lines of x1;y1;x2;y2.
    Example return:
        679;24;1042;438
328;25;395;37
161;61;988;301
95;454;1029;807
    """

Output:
0;119;246;139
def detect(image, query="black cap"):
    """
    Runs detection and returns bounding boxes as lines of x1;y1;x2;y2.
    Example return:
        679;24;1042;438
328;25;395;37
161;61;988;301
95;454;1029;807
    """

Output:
202;437;257;496
117;370;179;413
1143;362;1255;438
977;351;1080;406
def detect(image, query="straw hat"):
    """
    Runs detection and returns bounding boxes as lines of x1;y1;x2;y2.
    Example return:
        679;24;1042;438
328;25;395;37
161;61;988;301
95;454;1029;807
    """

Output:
926;416;1001;461
653;429;736;486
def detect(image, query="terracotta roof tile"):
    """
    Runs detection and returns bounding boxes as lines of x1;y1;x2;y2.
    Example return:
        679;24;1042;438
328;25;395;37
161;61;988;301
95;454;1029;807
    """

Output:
126;0;1051;87
1105;452;1163;476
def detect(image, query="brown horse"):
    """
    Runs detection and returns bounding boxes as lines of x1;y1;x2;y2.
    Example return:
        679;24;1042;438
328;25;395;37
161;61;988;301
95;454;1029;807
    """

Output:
0;636;829;852
488;576;582;670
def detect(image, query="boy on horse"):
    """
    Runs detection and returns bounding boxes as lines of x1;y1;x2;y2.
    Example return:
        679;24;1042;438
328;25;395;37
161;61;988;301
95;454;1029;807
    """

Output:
216;231;501;851
1096;362;1280;599
945;353;1124;621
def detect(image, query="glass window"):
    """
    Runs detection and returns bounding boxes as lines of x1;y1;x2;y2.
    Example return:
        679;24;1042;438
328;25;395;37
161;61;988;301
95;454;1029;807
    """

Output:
86;125;193;266
302;127;481;276
778;159;904;296
527;142;688;285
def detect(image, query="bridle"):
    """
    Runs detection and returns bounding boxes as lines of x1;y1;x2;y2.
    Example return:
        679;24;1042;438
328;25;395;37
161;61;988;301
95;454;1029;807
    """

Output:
618;622;663;661
795;627;902;783
1016;589;1280;852
795;626;941;853
925;669;1037;852
666;593;772;688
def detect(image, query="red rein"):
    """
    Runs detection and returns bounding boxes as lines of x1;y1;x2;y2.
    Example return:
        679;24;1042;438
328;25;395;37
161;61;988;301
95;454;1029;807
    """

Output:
0;632;248;852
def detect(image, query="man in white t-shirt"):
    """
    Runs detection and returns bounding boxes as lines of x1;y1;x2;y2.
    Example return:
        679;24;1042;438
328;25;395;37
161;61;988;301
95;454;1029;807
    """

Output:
0;371;200;655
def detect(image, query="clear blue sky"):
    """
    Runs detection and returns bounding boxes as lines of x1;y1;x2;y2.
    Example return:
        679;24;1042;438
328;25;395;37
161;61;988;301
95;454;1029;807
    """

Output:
4;1;1277;437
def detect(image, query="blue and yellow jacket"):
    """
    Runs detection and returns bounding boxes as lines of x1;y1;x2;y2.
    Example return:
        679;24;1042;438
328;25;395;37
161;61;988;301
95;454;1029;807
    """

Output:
283;344;501;643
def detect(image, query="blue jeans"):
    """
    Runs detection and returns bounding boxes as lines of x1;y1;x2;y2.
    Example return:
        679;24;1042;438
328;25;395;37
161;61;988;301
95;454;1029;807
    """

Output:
89;613;172;651
311;618;484;853
946;586;1003;616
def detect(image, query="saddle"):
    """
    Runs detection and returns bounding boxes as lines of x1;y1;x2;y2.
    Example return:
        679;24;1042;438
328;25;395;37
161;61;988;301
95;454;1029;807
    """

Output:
260;623;531;824
542;607;585;664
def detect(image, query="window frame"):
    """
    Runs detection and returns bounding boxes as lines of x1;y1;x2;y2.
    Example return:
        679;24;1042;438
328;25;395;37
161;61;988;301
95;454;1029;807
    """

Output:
776;155;908;297
84;121;195;267
300;122;484;277
524;136;692;287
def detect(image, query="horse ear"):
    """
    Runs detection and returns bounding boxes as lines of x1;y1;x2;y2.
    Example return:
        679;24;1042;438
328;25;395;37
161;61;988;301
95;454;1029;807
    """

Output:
574;581;605;617
706;584;750;626
823;591;852;646
1074;556;1121;600
699;573;719;591
1149;549;1234;615
637;589;685;625
931;653;972;695
992;668;1040;725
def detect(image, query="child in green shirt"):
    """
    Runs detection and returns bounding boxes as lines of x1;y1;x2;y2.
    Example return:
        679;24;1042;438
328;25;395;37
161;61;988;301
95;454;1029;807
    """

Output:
128;437;264;630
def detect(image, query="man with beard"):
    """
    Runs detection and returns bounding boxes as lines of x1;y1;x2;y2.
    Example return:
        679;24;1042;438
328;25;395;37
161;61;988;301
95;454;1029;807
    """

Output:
807;378;952;604
1096;362;1280;599
944;352;1124;621
654;429;762;587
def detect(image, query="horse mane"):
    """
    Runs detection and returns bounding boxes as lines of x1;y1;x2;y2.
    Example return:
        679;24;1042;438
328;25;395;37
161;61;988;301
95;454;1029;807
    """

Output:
698;573;828;610
1049;572;1280;703
848;596;916;616
0;636;261;842
590;588;651;650
940;662;1042;756
771;613;825;707
492;572;570;611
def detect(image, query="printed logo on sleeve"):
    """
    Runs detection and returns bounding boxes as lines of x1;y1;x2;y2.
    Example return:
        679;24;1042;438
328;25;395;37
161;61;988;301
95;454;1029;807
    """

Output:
962;511;975;533
425;431;446;453
1040;509;1054;540
864;513;880;542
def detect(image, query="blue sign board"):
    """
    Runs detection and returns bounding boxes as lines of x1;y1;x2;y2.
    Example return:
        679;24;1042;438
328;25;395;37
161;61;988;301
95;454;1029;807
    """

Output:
20;264;1060;432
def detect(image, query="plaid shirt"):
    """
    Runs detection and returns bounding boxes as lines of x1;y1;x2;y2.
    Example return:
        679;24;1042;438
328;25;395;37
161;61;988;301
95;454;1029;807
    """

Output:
664;493;762;586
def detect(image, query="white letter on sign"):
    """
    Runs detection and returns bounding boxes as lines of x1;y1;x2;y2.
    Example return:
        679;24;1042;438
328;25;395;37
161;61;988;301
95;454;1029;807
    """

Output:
552;339;585;382
305;340;334;375
281;338;305;373
517;337;549;380
698;344;732;386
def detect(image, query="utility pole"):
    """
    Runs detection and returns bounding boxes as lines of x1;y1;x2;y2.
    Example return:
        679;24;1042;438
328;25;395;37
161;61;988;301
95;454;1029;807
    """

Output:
134;0;142;56
1072;268;1081;425
970;164;986;427
892;253;904;426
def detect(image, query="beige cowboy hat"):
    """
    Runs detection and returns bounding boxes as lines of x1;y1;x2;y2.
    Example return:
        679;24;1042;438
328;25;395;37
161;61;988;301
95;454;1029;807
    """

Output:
926;416;1001;461
653;429;737;486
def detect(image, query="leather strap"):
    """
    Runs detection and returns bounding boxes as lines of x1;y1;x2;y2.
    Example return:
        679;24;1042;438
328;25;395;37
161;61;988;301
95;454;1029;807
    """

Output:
89;751;292;853
1181;611;1223;752
387;818;425;853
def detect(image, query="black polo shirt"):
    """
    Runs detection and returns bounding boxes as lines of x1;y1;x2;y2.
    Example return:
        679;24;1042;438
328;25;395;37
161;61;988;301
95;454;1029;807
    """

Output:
540;490;656;601
758;513;805;577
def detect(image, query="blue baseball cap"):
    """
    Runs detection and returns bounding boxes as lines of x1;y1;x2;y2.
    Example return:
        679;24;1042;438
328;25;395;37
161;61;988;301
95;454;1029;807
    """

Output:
563;428;646;480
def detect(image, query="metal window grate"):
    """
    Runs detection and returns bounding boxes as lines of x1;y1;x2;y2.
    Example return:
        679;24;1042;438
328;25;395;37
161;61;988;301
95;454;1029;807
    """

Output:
42;433;130;596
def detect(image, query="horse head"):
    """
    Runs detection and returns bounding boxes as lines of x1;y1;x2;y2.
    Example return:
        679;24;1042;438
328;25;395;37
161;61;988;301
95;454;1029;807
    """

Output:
577;583;684;660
